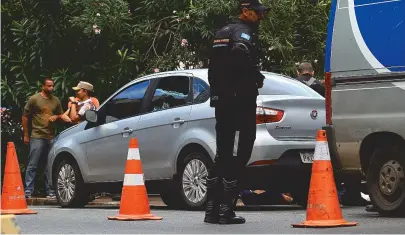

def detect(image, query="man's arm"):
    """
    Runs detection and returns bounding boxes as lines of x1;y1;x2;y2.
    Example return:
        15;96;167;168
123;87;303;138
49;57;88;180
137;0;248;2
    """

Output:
69;103;81;122
231;27;265;87
22;97;33;144
22;115;30;144
67;96;83;122
59;109;72;123
49;99;71;123
69;99;93;123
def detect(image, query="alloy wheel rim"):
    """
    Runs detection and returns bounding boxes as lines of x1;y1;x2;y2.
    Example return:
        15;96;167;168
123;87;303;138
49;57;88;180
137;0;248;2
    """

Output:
182;159;208;204
379;160;404;196
57;164;76;203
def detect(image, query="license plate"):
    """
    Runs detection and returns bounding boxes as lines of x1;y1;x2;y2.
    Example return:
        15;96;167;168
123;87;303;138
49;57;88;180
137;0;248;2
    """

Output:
300;152;314;163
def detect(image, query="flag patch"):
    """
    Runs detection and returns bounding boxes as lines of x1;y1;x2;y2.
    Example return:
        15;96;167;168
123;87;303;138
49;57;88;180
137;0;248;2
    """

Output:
240;33;251;40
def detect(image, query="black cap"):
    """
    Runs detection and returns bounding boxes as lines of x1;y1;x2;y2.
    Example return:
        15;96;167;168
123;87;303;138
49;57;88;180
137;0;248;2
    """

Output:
239;0;270;13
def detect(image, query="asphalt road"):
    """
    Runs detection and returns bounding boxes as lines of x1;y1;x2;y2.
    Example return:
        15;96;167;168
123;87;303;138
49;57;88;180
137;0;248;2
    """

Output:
14;205;405;234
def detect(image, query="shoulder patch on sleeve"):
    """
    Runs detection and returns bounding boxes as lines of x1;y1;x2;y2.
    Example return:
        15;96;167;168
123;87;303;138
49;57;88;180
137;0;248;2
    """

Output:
240;33;251;41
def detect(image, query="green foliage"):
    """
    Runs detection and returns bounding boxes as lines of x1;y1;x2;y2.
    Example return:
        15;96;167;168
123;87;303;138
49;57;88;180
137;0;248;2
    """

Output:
1;0;331;191
2;0;330;109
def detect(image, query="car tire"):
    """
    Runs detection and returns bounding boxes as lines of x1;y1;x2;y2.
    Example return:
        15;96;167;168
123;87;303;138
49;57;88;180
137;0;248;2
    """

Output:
53;159;88;208
367;145;405;217
160;190;180;208
176;149;212;210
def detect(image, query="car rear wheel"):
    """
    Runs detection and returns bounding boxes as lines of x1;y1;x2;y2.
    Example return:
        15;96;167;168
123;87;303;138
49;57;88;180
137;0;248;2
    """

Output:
176;150;211;210
54;159;88;208
367;146;405;217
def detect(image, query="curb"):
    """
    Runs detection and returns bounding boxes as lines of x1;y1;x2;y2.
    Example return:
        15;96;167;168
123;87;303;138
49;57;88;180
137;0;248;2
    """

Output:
26;198;259;207
27;197;164;207
88;201;120;206
27;198;59;206
26;198;121;206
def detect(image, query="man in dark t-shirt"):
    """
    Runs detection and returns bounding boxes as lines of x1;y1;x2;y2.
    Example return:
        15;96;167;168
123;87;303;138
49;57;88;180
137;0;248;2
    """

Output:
22;77;71;198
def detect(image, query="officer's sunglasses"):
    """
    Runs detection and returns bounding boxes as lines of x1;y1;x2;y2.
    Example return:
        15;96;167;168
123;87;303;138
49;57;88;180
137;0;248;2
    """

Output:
247;8;268;17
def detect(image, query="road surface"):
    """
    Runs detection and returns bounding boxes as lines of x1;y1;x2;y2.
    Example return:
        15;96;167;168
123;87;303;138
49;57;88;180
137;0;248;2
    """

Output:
14;205;405;234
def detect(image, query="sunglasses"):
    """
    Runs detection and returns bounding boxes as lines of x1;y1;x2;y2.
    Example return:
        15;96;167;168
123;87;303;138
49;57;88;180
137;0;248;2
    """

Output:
246;7;268;16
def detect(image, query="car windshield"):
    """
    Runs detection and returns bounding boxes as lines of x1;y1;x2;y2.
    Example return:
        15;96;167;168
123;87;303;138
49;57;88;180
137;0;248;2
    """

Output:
259;73;323;98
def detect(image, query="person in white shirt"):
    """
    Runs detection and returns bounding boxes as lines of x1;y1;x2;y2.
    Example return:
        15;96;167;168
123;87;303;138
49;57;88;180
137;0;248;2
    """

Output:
66;81;96;123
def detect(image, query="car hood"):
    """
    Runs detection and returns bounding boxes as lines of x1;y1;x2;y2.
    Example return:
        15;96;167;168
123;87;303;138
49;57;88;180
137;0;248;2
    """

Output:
55;123;84;142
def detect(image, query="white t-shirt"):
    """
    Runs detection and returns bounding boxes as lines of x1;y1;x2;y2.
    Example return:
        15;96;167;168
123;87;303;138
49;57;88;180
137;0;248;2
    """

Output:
69;99;96;116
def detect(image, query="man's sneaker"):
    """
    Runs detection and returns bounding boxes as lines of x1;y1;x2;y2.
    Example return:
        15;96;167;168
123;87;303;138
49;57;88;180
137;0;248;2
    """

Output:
47;193;56;199
25;195;32;199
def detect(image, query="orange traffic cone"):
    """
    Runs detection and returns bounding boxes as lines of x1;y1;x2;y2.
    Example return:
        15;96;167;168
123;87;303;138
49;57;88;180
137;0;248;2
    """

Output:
108;138;162;221
292;130;357;228
1;142;37;215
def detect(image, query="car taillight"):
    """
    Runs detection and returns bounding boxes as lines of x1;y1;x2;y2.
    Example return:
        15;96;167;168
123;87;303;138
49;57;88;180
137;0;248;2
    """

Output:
256;106;284;124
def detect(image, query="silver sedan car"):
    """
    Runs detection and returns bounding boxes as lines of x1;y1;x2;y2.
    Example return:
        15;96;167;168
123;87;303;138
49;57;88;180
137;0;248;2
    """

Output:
47;69;325;209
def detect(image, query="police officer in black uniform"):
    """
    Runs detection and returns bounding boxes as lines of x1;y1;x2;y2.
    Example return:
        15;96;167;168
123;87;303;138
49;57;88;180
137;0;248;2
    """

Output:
204;0;270;225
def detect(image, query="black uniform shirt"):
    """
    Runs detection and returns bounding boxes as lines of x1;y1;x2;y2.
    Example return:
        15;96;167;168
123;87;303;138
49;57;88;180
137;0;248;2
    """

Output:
208;19;265;107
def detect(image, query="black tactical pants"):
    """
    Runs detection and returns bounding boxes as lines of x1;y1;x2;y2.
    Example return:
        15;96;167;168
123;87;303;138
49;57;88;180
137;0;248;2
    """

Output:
204;97;257;222
212;97;257;182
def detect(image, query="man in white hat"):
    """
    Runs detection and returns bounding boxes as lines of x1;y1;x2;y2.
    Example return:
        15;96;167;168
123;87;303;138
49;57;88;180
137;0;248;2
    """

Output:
67;81;97;123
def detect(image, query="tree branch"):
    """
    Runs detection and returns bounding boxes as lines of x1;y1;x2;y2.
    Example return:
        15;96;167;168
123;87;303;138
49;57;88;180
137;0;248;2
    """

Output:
19;0;27;15
144;21;162;61
165;32;173;52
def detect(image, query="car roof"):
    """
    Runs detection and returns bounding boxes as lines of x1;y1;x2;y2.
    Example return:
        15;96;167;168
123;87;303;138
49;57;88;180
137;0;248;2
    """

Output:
101;68;320;108
129;68;298;85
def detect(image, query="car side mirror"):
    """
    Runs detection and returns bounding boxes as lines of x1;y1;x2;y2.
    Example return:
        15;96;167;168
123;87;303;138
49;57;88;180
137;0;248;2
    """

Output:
85;110;98;123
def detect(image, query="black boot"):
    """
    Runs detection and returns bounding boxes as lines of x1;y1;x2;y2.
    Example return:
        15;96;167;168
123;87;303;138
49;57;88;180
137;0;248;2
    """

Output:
218;178;246;224
204;171;221;224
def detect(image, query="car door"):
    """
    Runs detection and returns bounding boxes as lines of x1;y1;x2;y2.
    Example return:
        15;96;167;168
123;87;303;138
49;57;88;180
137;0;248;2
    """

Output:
135;74;193;180
84;79;152;182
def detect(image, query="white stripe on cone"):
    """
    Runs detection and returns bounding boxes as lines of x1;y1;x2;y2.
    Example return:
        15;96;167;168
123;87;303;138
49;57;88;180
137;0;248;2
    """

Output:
127;148;141;160
313;141;331;161
123;174;144;186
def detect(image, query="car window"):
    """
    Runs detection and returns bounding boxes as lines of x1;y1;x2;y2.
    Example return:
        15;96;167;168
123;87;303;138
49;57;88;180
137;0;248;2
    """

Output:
193;77;210;104
148;76;190;112
104;80;150;123
259;74;322;98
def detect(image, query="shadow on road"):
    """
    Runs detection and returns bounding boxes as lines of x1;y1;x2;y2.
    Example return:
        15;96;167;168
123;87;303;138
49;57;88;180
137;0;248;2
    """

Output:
148;205;306;211
349;212;405;219
82;204;306;211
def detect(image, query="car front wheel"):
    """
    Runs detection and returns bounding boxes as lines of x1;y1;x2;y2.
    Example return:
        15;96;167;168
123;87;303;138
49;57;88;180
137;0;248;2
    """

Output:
54;159;88;208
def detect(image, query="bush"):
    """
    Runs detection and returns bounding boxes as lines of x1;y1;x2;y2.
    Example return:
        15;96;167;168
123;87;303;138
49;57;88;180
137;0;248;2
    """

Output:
2;0;331;194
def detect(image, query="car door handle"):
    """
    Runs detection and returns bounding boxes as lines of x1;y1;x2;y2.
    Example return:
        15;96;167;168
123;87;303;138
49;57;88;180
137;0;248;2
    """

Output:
121;128;134;134
172;119;185;124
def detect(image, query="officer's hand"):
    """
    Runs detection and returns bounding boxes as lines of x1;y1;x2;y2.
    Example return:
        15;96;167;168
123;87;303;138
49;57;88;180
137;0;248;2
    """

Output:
257;80;264;88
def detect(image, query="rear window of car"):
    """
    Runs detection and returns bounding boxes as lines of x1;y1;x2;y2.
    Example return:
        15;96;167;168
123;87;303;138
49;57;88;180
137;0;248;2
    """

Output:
259;73;322;98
